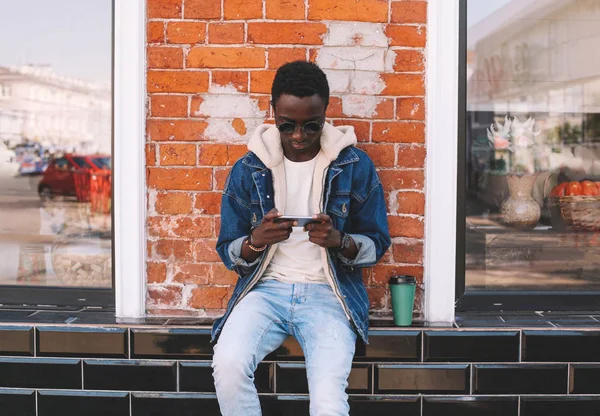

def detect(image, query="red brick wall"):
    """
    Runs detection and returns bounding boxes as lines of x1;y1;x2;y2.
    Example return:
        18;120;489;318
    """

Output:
145;0;428;317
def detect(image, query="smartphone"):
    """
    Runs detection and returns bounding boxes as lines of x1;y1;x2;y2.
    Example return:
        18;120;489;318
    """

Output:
273;216;320;227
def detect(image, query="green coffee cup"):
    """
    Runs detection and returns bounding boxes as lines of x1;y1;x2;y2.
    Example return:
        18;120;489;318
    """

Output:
389;275;416;326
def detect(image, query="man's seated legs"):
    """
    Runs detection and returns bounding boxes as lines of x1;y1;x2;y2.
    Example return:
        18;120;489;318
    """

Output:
212;281;290;416
291;283;357;416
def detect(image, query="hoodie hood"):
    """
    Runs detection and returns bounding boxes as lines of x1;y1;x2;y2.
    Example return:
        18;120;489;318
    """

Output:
247;122;357;168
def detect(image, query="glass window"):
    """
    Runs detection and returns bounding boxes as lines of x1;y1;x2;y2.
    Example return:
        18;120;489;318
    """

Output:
90;157;111;170
53;158;71;170
0;1;113;302
71;157;92;169
461;0;600;298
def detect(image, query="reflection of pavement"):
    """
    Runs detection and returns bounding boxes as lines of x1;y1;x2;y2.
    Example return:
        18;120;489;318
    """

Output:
0;174;43;235
466;215;600;292
0;171;112;288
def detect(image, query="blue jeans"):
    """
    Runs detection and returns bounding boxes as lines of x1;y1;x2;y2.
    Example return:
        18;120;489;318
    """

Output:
212;279;357;416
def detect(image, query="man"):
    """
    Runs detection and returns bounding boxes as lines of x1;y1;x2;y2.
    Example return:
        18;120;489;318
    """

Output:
212;61;390;416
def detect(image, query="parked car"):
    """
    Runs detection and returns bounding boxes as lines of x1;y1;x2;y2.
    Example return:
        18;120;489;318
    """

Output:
38;154;111;199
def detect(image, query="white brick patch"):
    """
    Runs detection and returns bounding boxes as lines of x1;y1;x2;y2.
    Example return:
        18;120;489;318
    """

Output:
341;95;379;118
323;70;352;93
317;47;387;71
385;50;396;72
350;71;386;95
147;189;158;216
208;83;244;94
318;21;398;118
323;22;388;47
204;118;263;142
192;85;266;141
196;95;266;118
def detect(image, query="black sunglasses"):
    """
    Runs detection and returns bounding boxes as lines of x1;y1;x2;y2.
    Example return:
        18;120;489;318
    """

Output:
276;120;324;135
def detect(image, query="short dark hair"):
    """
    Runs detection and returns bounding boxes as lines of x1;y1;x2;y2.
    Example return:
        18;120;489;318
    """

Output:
271;61;330;109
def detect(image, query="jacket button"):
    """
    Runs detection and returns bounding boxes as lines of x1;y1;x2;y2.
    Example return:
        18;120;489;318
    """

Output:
267;195;270;198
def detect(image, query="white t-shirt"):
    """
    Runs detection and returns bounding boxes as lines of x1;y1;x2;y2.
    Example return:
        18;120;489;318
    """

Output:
262;156;328;284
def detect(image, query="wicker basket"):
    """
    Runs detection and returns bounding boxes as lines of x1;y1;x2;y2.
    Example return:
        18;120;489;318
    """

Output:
548;195;600;231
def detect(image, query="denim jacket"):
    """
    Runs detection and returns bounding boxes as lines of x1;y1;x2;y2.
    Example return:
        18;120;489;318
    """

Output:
213;123;390;343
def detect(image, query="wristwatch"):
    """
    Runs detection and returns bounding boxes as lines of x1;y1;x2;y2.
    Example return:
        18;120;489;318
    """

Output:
338;231;352;250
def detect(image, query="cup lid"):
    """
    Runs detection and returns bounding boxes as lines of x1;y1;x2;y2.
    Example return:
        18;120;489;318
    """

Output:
389;275;416;284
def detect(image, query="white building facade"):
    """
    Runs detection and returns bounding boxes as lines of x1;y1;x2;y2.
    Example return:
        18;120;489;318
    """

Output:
0;65;111;153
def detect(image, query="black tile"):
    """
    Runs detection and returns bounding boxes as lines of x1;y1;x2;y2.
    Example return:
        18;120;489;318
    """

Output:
474;364;567;394
131;328;213;359
261;395;310;416
255;362;274;393
38;390;129;416
37;327;128;358
355;330;421;362
179;361;273;393
276;363;308;393
570;364;600;394
521;397;600;416
0;326;33;356
21;312;81;324
0;310;36;322
423;396;519;416
455;315;506;328
548;316;599;327
0;357;81;389
71;312;119;325
116;317;169;325
369;318;448;328
349;396;420;416
424;331;519;362
83;359;176;391
164;318;215;325
132;393;221;416
0;389;36;416
347;364;372;394
375;364;469;394
274;363;373;395
500;316;553;327
267;336;304;360
178;362;215;393
523;330;600;362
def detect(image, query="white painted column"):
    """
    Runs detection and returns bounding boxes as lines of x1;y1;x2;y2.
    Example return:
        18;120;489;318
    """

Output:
114;0;147;318
423;0;460;324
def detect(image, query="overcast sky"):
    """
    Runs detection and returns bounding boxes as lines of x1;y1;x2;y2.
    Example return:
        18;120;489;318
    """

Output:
468;0;513;27
0;0;112;83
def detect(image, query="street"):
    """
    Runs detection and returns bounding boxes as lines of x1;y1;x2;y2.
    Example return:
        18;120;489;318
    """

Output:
0;171;112;288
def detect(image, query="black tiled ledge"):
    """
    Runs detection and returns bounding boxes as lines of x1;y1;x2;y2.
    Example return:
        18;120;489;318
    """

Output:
3;307;600;329
2;317;600;415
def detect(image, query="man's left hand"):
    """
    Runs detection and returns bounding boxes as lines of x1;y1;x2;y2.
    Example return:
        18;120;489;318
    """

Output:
304;213;341;248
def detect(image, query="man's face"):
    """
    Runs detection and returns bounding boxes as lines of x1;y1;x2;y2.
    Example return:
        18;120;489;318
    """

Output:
273;94;326;162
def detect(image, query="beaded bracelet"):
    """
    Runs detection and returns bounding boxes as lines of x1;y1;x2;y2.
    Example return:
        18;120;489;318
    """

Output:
245;234;267;252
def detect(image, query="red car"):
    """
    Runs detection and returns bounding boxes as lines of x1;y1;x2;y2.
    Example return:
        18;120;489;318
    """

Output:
38;154;111;199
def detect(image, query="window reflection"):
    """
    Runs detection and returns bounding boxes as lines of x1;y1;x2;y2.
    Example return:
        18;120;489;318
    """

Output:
465;0;600;291
0;1;112;289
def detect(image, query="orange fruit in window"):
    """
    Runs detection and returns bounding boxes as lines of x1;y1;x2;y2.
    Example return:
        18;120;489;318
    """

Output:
582;180;599;196
550;182;568;197
566;181;583;196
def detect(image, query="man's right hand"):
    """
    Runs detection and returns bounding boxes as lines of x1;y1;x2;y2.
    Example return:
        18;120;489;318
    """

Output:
249;208;295;247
